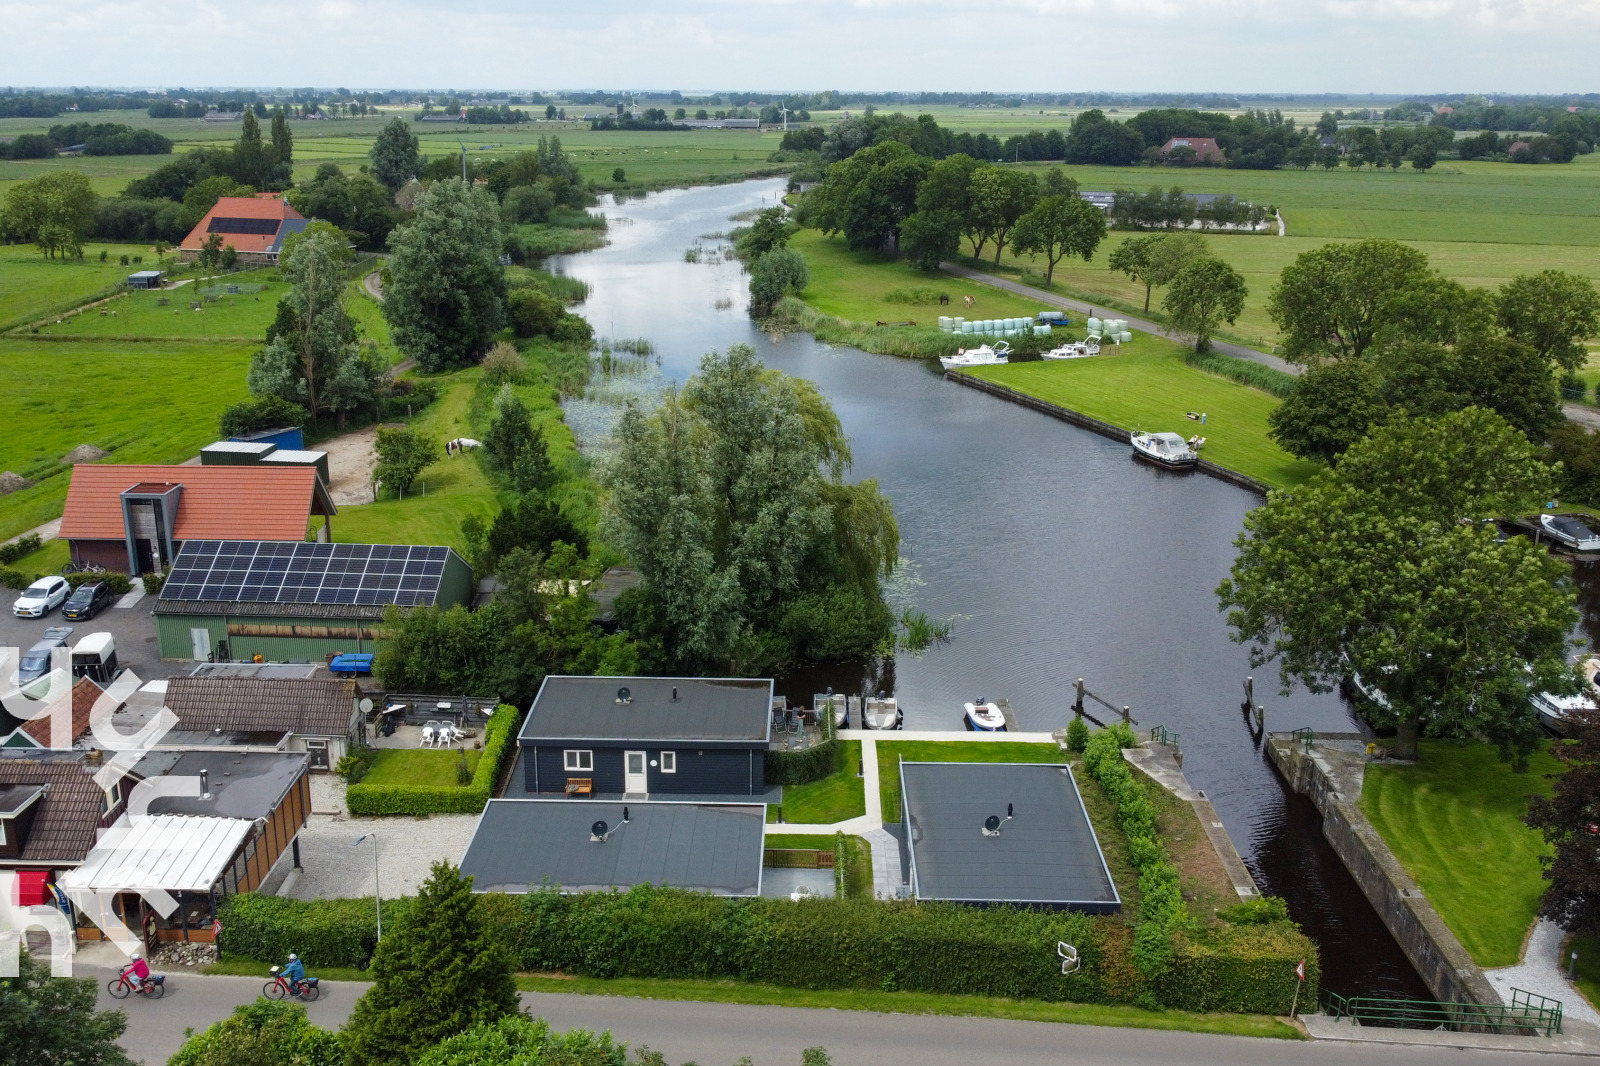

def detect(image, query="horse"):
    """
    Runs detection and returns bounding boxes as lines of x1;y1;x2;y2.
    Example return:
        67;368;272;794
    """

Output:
963;295;976;308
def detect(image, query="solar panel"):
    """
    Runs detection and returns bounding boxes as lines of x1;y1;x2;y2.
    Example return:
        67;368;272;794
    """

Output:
207;217;281;236
159;540;453;609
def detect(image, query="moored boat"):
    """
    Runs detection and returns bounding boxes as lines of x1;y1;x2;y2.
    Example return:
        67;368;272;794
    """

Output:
1130;431;1199;470
862;696;901;730
1533;656;1600;736
1540;513;1600;552
939;341;1010;372
963;697;1006;731
1041;339;1101;360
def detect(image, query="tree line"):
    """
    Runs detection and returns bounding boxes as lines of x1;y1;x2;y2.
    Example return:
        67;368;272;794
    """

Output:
1;121;171;160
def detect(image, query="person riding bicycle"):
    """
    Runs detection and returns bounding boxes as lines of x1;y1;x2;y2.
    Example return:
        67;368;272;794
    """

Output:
282;953;307;992
122;952;150;991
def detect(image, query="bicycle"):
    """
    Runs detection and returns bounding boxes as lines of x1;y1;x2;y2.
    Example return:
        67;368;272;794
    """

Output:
60;561;106;576
264;965;320;1001
106;972;165;999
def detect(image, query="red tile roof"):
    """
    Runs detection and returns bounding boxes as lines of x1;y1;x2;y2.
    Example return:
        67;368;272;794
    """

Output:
59;464;333;543
1161;137;1223;161
20;679;108;748
179;196;304;253
0;753;110;864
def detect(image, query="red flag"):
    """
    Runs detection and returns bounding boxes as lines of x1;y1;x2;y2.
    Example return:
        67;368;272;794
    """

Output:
1296;959;1306;981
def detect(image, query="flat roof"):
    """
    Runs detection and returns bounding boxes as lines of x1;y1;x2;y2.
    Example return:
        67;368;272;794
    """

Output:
460;799;765;895
0;783;45;816
132;750;306;819
521;676;772;743
59;815;252;893
901;762;1120;912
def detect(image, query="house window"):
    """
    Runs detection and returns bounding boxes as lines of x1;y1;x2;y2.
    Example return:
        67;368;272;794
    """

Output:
564;750;593;772
659;751;677;774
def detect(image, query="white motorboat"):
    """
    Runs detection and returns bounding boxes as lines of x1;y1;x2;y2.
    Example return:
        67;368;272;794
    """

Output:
1532;656;1600;736
939;341;1010;372
1130;431;1199;470
963;697;1007;732
1540;513;1600;552
1041;339;1101;360
862;696;901;730
814;692;848;728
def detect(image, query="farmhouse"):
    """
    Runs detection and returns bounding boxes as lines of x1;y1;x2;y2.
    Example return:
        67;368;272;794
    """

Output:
515;676;773;799
152;539;474;662
58;464;336;576
177;195;308;267
1160;137;1223;163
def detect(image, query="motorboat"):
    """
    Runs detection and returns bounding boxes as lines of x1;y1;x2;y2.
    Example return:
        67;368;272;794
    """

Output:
939;341;1010;372
815;692;848;728
963;697;1007;732
1041;339;1101;360
1532;656;1600;736
1130;431;1199;470
1540;513;1600;552
862;696;901;730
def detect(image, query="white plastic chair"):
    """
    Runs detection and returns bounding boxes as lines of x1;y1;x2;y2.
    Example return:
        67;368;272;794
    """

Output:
420;721;438;748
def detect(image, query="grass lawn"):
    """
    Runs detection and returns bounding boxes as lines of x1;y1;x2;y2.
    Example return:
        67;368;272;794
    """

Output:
1360;739;1563;968
0;242;172;333
969;339;1322;491
6;537;69;577
770;740;864;824
1569;933;1600;1014
0;339;254;540
876;741;1063;822
361;747;483;788
762;831;873;898
513;973;1301;1039
27;278;286;341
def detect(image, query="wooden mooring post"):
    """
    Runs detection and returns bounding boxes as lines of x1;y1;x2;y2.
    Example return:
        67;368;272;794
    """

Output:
1074;678;1085;716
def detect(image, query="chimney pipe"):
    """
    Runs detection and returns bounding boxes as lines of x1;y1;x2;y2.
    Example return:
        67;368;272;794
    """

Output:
200;769;211;799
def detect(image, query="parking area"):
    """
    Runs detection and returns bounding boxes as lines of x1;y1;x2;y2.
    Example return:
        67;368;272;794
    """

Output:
0;588;178;688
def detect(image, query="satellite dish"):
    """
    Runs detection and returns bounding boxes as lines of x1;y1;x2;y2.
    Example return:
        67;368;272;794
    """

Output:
984;814;1001;833
617;686;632;704
359;697;374;714
591;820;609;839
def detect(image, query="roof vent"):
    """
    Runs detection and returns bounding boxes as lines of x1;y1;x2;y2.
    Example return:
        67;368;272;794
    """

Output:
616;686;632;705
671;686;678;702
200;769;211;800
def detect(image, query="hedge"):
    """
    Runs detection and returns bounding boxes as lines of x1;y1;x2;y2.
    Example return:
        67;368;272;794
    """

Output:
0;533;41;565
764;737;842;785
345;704;518;816
218;893;415;968
67;570;133;595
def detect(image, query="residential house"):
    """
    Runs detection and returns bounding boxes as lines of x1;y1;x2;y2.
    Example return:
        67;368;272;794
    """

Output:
1160;137;1223;163
0;750;136;903
178;195;308;266
160;675;367;770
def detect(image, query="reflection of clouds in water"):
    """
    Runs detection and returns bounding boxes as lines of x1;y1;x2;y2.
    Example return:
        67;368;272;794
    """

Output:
560;353;668;455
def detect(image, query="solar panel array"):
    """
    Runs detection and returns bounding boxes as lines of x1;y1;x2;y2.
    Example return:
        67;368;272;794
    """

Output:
160;540;450;607
208;217;281;236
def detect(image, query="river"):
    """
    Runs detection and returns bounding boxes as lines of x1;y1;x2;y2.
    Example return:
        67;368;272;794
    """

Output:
548;177;1431;999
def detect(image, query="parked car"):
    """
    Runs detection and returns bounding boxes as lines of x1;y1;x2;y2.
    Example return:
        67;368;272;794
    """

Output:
62;580;113;621
12;576;69;618
12;626;74;689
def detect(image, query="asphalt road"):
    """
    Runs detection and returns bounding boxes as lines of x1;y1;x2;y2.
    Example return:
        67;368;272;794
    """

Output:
90;967;1575;1066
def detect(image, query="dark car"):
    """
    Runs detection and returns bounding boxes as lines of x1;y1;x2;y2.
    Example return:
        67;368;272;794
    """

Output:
62;581;112;621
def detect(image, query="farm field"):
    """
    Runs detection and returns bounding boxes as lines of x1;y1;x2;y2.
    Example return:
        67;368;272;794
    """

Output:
0;242;175;332
25;275;286;341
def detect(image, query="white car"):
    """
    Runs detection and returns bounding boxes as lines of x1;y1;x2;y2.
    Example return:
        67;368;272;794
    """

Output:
12;576;70;618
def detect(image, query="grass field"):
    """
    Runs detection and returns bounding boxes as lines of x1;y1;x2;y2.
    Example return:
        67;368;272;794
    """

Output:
968;336;1322;490
361;747;482;788
0;242;175;333
771;740;865;824
1360;739;1563;968
876;741;1063;822
24;276;286;341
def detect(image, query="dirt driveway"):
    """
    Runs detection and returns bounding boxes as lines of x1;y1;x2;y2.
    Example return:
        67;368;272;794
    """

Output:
322;427;378;505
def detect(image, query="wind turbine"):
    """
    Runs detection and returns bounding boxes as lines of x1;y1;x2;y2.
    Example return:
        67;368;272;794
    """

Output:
779;106;791;132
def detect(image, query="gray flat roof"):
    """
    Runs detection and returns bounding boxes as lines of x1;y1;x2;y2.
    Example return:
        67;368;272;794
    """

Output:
902;762;1120;912
460;799;765;895
133;750;306;820
520;676;772;743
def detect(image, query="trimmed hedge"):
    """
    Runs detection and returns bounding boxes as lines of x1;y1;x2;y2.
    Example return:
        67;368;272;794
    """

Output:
219;893;415;968
765;737;842;786
67;570;133;595
345;704;518;816
0;534;42;564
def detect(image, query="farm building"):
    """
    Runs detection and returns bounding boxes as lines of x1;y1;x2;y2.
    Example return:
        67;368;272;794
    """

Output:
200;439;330;487
152;540;474;662
177;195;309;267
58;464;336;576
1160;137;1223;163
126;270;165;289
515;676;774;799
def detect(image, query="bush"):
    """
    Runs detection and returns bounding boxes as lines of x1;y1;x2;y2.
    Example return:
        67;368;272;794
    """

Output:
1066;716;1090;753
219;394;309;437
141;569;167;595
346;704;518;816
765;738;842;786
66;571;132;595
507;287;563;339
748;248;809;316
0;533;42;565
551;311;593;347
219;892;416;967
480;342;526;386
612;168;625;182
0;567;30;590
1218;896;1291;926
336;746;380;784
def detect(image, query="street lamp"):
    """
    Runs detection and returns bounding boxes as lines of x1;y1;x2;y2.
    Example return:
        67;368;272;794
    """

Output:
351;833;381;941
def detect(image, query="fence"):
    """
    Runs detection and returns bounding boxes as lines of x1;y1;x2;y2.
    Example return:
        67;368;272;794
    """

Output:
1322;988;1563;1037
763;848;836;869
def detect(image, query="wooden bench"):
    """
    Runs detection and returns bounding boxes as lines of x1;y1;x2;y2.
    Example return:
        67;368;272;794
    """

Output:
565;777;593;797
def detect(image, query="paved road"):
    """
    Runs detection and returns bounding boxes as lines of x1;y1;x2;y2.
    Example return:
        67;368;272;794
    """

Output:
90;967;1578;1065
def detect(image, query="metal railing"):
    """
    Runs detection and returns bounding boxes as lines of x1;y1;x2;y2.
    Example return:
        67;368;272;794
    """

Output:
1291;726;1315;753
1149;725;1180;751
1323;988;1563;1037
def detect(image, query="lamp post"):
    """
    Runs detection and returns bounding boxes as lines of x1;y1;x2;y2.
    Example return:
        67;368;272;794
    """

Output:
352;833;381;941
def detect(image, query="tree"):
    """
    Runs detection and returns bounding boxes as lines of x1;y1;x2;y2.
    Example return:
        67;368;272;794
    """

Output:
0;949;134;1066
1268;358;1387;464
1009;194;1106;283
734;206;793;261
1410;145;1437;172
916;153;984;256
168;998;341;1066
969;165;1038;264
369;118;420;193
1218;409;1576;761
247;229;377;423
1107;232;1205;312
1267;239;1432;363
3;171;97;259
417;1015;625;1066
747;247;809;316
1498;270;1600;372
484;387;554;492
270;107;294;181
506;287;564;338
233;109;270;187
1528;713;1600;936
897;208;962;271
382;180;507;371
486;497;582;570
374;425;437;498
342;861;519;1066
1162;257;1246;352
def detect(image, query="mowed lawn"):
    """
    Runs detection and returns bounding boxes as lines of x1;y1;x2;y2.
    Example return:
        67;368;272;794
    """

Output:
1360;740;1563;968
32;277;286;341
969;337;1322;490
877;741;1062;822
362;747;482;788
0;242;169;332
0;339;253;539
771;740;865;824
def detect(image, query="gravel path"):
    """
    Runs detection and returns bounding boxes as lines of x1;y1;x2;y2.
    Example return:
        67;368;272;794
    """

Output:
1484;920;1600;1025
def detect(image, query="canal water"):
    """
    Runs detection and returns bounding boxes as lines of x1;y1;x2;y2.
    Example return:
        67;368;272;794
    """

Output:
549;178;1432;999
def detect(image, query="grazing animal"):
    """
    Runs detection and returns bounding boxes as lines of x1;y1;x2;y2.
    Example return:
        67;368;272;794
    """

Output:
963;295;976;308
939;293;950;305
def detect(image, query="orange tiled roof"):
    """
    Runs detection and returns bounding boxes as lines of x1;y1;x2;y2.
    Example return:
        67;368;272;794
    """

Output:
59;464;331;542
21;678;109;748
179;196;304;253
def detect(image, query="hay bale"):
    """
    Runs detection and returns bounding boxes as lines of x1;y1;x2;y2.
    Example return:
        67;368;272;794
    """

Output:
0;472;34;495
61;444;110;464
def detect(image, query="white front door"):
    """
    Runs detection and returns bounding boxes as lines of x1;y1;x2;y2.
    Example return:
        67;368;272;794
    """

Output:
624;750;648;794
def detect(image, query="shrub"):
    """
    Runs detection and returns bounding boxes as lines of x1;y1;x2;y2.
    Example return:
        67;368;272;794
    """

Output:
507;287;563;339
612;167;625;182
765;738;842;786
346;704;518;816
0;533;42;564
883;287;945;305
141;569;167;594
1066;716;1090;753
167;998;342;1066
219;394;309;437
66;571;132;595
748;248;809;316
480;342;526;386
336;745;380;784
1218;895;1291;926
0;567;30;590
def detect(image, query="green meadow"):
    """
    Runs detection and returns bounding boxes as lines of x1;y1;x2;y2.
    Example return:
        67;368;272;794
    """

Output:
25;275;286;342
0;242;174;332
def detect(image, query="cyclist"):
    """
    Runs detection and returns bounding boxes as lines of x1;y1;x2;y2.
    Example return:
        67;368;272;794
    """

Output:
122;952;151;992
282;953;307;994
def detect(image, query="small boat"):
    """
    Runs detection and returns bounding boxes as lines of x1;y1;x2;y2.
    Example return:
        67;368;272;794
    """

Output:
814;692;847;728
862;696;901;730
1540;513;1600;552
1532;656;1600;736
1041;339;1100;360
963;697;1007;732
1130;432;1199;470
939;341;1010;372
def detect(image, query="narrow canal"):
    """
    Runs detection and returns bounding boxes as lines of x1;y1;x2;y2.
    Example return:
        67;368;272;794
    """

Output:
549;178;1432;1000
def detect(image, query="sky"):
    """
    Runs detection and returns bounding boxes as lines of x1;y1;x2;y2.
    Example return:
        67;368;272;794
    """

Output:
3;0;1596;94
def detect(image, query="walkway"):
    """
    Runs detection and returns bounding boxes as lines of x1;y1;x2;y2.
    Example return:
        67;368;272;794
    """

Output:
1486;920;1600;1028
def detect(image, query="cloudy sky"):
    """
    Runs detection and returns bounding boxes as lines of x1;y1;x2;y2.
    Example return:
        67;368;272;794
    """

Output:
4;0;1594;93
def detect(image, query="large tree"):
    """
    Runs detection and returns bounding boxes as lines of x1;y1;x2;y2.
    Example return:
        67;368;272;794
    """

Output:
269;106;294;181
382;179;507;371
1010;193;1106;283
968;165;1038;265
1498;270;1600;372
1268;357;1388;464
1267;238;1432;363
1219;408;1577;761
0;949;133;1066
915;153;984;256
233;109;271;187
3;171;97;259
1163;257;1246;352
342;861;519;1066
1528;713;1600;936
369;117;422;193
1109;232;1208;313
